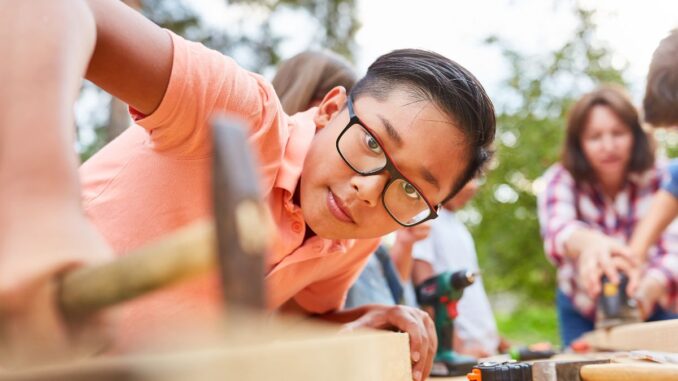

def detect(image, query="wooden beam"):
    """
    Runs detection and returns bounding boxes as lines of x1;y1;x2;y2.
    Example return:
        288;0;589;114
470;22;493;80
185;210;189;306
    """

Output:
0;328;411;381
581;363;678;381
581;320;678;352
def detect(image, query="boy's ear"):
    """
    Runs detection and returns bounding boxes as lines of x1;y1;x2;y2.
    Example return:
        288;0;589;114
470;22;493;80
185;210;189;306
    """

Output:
314;86;348;129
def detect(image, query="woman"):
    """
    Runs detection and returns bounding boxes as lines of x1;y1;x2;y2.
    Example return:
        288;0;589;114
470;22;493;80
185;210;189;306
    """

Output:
537;86;678;347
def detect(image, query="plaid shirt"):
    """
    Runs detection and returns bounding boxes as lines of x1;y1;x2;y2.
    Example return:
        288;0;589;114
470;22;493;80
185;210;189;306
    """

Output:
537;163;678;317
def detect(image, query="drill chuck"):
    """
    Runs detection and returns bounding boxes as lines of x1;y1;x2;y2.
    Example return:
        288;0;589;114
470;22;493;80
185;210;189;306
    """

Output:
451;270;476;290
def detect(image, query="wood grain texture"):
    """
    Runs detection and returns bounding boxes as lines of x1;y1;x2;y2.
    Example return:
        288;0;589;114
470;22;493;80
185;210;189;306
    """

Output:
581;363;678;381
581;320;678;352
0;328;412;381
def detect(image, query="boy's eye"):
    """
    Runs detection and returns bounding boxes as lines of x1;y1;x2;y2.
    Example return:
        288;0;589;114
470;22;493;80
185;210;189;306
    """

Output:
363;132;383;155
401;182;421;200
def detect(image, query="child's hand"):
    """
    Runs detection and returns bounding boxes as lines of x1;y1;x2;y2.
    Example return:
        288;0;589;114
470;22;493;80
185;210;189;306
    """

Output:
633;273;667;320
0;211;113;367
395;223;432;248
340;304;436;381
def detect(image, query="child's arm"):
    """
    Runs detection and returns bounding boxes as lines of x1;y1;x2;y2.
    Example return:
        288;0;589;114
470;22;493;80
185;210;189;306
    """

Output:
411;259;435;286
628;190;678;317
84;0;173;115
630;190;678;261
0;0;173;364
390;224;431;282
0;0;117;365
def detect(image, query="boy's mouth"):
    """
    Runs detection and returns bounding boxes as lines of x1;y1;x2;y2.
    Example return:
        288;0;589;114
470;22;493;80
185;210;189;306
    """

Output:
327;190;355;224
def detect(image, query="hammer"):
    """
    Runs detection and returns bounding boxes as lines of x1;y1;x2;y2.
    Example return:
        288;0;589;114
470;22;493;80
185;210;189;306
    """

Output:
58;116;267;318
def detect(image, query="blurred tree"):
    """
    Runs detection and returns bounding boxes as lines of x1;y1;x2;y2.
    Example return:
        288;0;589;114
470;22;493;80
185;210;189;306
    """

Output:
78;0;359;160
467;7;628;306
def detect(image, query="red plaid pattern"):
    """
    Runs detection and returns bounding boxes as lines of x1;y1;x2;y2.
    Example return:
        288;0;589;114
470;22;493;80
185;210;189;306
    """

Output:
537;163;678;317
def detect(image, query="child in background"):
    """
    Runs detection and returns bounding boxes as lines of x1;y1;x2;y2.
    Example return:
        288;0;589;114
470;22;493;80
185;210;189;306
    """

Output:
629;31;678;311
411;179;501;357
272;50;357;115
1;3;496;379
345;224;431;308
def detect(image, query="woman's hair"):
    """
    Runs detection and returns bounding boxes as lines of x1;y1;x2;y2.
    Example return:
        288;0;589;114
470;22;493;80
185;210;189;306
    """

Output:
272;50;357;115
561;85;654;183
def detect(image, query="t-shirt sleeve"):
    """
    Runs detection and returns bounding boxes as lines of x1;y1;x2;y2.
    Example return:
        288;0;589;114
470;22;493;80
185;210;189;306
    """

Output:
131;31;287;194
661;159;678;199
293;239;380;314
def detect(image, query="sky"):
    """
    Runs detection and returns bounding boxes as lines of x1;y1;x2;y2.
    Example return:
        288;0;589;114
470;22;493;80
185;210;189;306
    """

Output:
191;0;678;104
77;0;678;150
355;0;678;103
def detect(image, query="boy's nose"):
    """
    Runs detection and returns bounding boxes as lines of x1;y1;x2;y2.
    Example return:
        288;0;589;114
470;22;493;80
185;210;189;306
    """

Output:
351;173;389;208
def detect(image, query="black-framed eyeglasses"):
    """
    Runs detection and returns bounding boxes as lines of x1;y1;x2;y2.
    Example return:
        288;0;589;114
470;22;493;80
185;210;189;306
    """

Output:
336;94;439;227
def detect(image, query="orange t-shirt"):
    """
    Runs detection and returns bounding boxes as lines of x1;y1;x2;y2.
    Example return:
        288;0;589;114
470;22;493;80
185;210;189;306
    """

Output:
80;31;378;351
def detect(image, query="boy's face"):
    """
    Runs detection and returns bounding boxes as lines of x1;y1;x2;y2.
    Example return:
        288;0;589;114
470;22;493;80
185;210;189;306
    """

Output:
300;86;469;240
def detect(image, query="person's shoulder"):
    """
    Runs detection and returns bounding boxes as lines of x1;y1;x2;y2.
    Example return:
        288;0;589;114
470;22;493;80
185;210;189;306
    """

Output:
666;158;678;174
540;162;574;187
167;29;264;88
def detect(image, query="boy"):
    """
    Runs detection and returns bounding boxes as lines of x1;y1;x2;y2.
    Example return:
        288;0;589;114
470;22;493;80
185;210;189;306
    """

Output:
628;29;678;316
411;180;501;357
0;1;495;379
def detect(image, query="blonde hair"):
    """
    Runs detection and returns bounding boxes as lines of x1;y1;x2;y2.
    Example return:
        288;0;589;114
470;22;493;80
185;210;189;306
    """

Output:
272;50;357;115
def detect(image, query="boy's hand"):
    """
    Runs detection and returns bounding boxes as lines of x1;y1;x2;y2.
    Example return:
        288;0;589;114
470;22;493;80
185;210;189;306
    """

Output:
340;305;436;381
0;212;113;367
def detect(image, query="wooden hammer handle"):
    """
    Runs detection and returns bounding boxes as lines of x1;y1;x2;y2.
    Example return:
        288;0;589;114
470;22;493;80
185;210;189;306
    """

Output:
58;220;216;317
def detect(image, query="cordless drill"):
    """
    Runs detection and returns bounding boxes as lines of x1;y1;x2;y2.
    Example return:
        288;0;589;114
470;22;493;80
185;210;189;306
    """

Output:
595;273;642;329
415;270;478;377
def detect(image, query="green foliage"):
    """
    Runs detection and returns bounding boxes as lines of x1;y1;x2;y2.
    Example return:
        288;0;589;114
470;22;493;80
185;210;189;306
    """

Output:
469;7;628;307
232;0;360;61
496;303;560;346
77;0;359;160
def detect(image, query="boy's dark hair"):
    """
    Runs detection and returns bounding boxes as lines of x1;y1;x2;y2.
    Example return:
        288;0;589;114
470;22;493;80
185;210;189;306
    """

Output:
351;49;496;201
562;85;654;184
644;29;678;127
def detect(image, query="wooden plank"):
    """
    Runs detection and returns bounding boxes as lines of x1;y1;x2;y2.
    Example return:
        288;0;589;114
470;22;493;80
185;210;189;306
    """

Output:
0;329;411;381
581;363;678;381
581;320;678;352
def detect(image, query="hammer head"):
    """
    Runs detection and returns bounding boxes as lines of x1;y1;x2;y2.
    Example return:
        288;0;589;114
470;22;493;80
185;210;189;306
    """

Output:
212;116;268;310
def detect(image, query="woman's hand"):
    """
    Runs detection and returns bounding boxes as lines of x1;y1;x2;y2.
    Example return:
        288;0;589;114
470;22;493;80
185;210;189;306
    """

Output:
576;235;638;298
